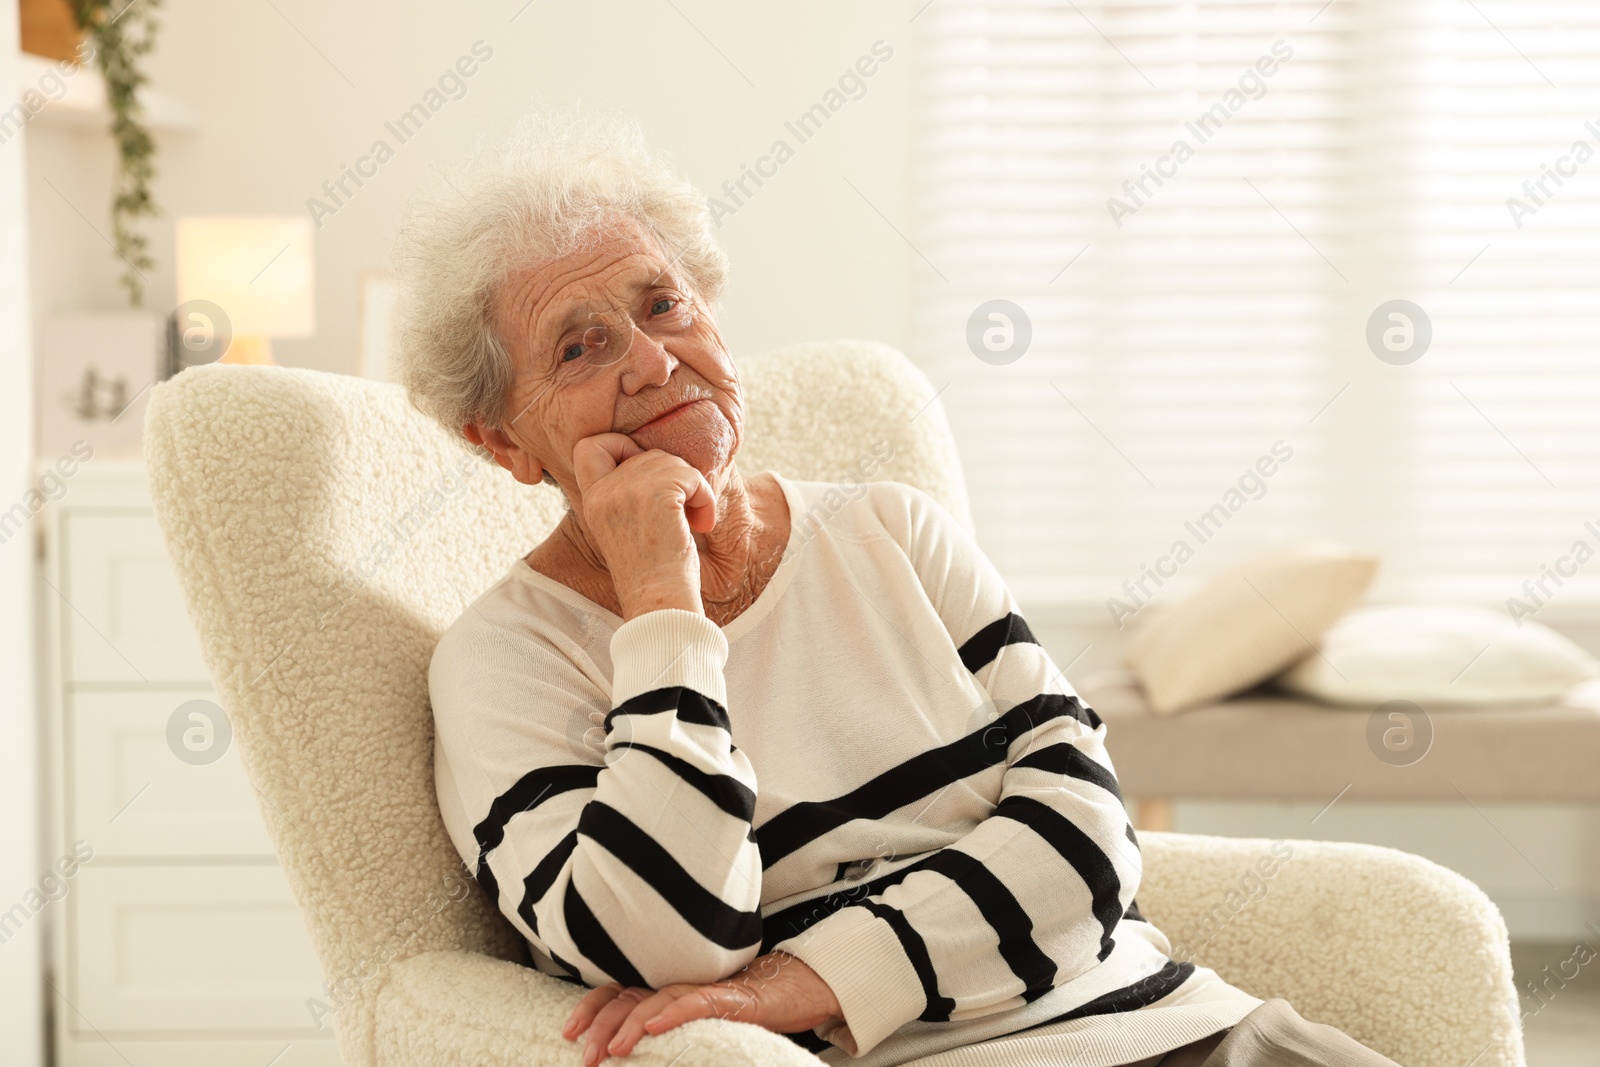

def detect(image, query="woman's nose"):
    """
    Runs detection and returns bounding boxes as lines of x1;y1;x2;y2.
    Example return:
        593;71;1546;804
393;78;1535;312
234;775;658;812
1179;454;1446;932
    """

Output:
619;330;676;391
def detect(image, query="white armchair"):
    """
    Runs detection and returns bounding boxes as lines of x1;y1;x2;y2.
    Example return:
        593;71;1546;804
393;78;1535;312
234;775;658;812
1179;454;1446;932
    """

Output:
143;342;1524;1067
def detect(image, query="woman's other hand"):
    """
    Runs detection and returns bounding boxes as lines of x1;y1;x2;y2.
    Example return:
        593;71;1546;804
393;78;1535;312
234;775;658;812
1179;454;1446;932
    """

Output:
571;432;717;619
562;951;841;1064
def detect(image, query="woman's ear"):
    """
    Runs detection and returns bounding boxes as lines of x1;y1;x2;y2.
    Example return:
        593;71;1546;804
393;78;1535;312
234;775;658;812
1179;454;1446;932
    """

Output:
463;422;548;486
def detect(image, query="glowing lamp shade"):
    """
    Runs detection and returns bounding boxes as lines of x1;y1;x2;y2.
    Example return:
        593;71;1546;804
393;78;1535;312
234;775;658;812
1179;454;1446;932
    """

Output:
175;216;315;365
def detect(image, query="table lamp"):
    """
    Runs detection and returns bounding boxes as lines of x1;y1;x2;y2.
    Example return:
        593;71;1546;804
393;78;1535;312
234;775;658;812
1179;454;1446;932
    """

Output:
175;216;314;365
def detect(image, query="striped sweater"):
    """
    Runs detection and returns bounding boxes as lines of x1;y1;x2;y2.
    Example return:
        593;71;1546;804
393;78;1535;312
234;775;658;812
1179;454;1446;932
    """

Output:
430;475;1260;1065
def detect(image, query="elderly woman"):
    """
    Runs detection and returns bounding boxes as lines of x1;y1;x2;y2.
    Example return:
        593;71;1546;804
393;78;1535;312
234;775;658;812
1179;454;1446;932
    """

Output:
394;111;1400;1067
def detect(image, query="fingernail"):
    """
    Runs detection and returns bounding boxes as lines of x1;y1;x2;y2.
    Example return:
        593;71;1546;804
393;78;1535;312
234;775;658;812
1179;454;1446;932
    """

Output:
583;1045;598;1065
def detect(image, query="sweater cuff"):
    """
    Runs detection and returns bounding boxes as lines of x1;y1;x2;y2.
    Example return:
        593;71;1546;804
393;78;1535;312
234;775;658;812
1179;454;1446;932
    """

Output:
773;905;925;1057
609;608;729;708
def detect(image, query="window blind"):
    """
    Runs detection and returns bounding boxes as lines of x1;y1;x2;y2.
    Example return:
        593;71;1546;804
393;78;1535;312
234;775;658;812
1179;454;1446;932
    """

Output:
911;0;1600;625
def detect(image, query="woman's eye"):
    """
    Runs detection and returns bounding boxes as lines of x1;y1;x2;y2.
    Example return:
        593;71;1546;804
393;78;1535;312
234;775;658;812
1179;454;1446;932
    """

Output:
561;342;586;362
650;298;675;316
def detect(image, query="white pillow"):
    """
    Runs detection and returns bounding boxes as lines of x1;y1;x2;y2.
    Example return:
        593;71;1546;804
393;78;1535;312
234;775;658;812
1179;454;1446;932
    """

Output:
1277;603;1600;706
1122;541;1379;714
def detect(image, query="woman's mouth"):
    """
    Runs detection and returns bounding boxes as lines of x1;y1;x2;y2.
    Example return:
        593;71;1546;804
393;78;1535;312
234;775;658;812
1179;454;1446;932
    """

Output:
633;398;705;432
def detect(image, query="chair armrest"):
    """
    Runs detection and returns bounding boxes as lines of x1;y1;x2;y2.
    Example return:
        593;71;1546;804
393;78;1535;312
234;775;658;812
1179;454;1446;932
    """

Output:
373;950;826;1067
370;835;1527;1067
1140;832;1524;1067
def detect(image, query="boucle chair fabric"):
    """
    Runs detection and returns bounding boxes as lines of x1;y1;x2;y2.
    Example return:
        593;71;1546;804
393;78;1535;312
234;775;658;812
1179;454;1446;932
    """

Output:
143;341;1523;1067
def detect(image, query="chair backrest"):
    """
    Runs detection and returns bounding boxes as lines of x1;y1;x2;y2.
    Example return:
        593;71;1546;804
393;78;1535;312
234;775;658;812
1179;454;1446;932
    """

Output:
143;339;969;1065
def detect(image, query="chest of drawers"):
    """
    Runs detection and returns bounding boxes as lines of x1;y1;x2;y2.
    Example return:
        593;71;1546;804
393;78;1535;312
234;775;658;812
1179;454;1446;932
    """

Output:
40;460;343;1067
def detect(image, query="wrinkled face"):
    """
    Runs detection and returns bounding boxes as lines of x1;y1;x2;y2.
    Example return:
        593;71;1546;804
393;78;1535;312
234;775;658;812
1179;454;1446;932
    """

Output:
489;218;743;495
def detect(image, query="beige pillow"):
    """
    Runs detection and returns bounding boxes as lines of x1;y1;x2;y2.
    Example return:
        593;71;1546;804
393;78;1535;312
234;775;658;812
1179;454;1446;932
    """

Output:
1123;542;1379;714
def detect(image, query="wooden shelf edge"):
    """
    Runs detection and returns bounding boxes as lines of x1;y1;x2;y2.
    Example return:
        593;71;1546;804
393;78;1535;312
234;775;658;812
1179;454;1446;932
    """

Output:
16;52;199;133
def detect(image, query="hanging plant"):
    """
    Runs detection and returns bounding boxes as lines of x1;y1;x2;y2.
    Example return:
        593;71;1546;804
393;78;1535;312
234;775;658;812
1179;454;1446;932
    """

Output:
71;0;163;307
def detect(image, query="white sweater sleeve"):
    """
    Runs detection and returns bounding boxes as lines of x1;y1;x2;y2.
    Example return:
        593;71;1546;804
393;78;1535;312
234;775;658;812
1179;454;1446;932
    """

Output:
772;486;1141;1057
434;607;764;989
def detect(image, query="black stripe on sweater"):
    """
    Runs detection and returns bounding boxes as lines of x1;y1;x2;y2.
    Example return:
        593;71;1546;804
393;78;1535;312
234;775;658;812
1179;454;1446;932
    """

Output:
517;829;580;937
763;848;1059;1004
614;748;758;825
958;612;1040;673
611;741;756;822
512;842;600;985
563;881;648;988
993;794;1123;961
604;686;731;733
857;899;958;1022
577;800;763;950
1014;742;1123;801
1013;959;1196;1032
542;966;586;988
472;764;600;903
762;862;921;951
548;947;585;984
954;612;1103;730
1021;692;1103;733
908;848;1059;1002
756;692;1089;870
1084;703;1104;730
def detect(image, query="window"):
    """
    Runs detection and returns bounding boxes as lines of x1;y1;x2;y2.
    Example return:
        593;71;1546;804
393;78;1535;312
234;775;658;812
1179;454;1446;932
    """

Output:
912;0;1600;625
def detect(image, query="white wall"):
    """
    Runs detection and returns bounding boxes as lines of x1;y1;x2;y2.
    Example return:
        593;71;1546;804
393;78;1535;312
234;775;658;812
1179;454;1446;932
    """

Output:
27;0;917;373
1;1;43;1061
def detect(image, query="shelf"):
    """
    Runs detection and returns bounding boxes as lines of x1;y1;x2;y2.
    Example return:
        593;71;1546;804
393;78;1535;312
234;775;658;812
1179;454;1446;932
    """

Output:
15;52;198;132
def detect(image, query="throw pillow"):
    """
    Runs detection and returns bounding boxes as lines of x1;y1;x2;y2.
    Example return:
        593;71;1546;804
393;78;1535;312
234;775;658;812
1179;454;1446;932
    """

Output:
1277;603;1600;706
1123;541;1379;714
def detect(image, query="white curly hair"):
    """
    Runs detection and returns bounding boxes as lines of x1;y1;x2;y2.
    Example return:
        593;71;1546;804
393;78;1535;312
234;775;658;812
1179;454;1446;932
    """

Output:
390;106;728;463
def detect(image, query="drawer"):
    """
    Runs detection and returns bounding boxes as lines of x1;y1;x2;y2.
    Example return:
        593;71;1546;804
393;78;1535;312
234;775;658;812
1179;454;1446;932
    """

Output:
71;865;328;1033
69;690;273;857
61;1035;342;1067
61;510;211;684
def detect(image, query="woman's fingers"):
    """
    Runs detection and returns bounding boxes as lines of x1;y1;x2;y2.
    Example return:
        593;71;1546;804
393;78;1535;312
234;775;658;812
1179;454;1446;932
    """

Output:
573;435;715;532
681;466;717;533
572;431;716;534
643;981;759;1035
563;954;840;1058
604;987;691;1057
571;433;645;495
563;982;624;1041
566;980;758;1061
582;988;654;1064
565;438;719;617
640;990;717;1036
